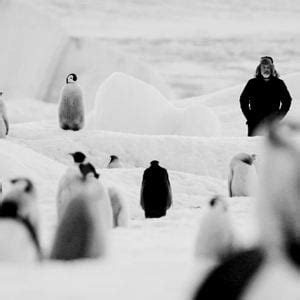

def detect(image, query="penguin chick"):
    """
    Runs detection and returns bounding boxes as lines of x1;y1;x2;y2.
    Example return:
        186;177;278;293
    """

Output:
107;155;123;169
195;196;235;262
2;177;39;234
228;153;258;197
58;73;84;131
107;186;129;227
50;193;108;260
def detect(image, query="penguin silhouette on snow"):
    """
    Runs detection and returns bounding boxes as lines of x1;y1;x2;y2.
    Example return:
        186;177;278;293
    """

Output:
140;160;172;218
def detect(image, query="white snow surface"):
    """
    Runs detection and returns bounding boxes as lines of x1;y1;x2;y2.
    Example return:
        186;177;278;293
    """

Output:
90;72;221;136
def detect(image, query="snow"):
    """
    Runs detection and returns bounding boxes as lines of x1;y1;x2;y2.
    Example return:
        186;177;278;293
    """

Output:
1;1;300;299
90;72;221;136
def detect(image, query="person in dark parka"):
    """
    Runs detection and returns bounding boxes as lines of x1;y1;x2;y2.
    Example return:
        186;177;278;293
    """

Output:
240;56;292;136
140;160;172;218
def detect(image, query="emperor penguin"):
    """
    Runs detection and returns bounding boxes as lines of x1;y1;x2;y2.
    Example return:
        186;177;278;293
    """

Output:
140;160;172;218
228;153;258;197
51;163;111;260
58;73;85;131
107;186;129;227
0;178;42;261
0;92;9;138
194;196;235;262
2;178;39;235
107;155;123;169
56;151;87;220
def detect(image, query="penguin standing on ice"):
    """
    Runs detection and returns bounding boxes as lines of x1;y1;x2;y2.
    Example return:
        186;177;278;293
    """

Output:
56;151;88;220
194;196;235;262
0;92;9;138
228;153;258;197
140;160;172;218
51;162;111;260
107;155;123;169
0;178;42;261
58;73;85;131
107;186;129;227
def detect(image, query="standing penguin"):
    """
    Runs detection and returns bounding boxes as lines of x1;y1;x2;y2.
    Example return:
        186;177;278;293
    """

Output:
51;162;112;260
228;153;258;197
58;73;85;131
2;178;39;235
0;92;9;138
56;151;88;220
0;178;41;261
140;160;172;218
107;155;123;169
107;186;129;227
194;196;235;262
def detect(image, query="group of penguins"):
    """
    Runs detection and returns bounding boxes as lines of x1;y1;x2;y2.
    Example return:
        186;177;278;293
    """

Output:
0;150;174;261
1;74;299;298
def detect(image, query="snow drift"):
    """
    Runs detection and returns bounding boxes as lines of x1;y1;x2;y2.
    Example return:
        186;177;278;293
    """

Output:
89;72;221;136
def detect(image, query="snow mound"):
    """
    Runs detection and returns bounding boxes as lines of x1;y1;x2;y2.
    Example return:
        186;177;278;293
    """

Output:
178;103;221;137
90;72;177;135
89;73;221;136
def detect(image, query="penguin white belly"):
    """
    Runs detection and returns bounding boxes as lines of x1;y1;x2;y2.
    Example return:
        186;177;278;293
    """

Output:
195;210;234;261
231;164;257;197
108;186;129;227
0;220;38;262
56;167;81;220
89;181;113;229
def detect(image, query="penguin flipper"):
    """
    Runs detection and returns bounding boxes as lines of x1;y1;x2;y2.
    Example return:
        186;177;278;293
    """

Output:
3;116;9;135
228;169;233;197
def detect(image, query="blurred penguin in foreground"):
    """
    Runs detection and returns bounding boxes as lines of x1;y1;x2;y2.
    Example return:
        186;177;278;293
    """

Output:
140;160;172;218
0;178;41;261
193;121;300;300
194;196;235;263
52;162;111;260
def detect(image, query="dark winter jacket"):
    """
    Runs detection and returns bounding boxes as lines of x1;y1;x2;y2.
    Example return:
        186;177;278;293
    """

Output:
140;162;172;218
240;76;292;126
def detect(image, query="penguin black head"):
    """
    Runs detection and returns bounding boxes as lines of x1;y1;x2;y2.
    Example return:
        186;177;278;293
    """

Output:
79;163;100;180
10;178;33;193
69;152;86;164
0;201;18;218
209;197;218;207
66;73;78;84
209;196;227;211
110;155;118;162
0;92;3;96
150;160;159;167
